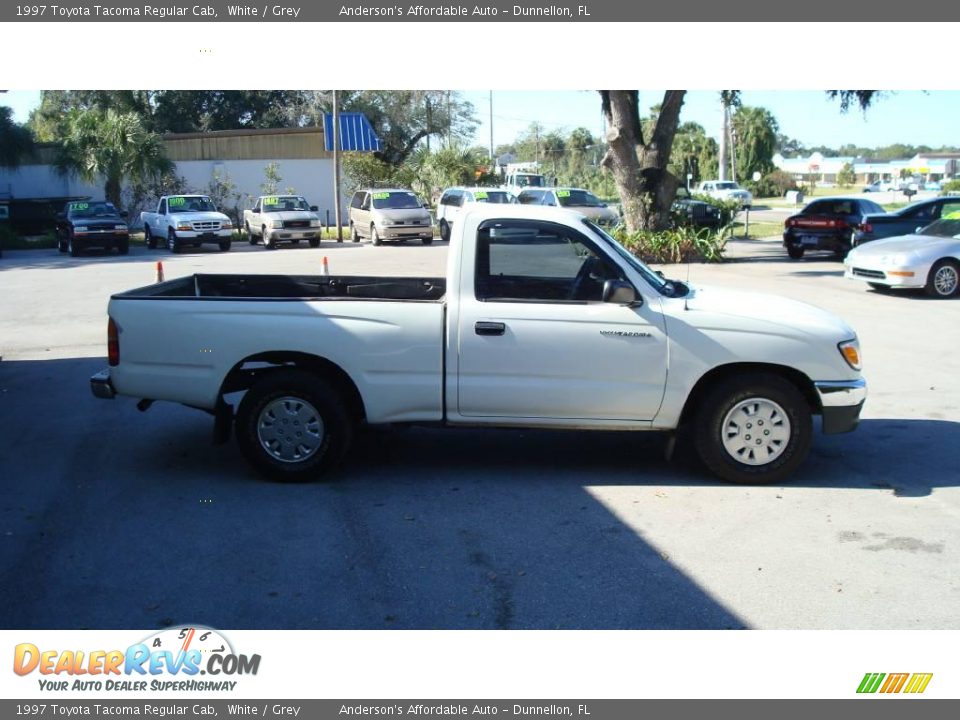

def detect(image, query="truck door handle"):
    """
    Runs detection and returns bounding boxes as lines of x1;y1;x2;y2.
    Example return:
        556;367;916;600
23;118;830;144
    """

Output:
475;322;506;336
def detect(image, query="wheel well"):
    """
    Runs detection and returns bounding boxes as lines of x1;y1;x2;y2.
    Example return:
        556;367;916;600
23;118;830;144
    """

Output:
678;362;821;425
219;351;366;424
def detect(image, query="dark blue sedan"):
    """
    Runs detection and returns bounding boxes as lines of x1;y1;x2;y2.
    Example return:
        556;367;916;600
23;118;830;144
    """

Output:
854;197;960;247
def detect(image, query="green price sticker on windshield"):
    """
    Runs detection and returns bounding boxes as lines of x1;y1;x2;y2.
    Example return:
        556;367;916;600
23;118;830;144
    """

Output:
69;202;89;211
474;191;488;200
556;190;571;198
372;192;391;200
169;197;186;207
264;197;280;206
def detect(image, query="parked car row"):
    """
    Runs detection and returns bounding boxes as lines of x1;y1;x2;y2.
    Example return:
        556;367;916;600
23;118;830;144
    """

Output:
784;194;960;298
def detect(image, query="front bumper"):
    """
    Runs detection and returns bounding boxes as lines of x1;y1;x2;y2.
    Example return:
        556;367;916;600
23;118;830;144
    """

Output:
381;225;433;240
844;263;925;288
176;229;233;242
90;368;116;400
815;378;866;433
265;229;320;242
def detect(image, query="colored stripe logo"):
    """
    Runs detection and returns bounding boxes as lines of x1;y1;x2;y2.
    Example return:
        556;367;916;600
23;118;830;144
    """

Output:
858;672;933;694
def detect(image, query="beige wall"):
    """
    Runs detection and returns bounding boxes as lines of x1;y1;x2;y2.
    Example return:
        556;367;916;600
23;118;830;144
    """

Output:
163;128;331;161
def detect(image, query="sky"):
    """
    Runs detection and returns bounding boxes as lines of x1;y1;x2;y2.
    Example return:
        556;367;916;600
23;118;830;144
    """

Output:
5;89;959;152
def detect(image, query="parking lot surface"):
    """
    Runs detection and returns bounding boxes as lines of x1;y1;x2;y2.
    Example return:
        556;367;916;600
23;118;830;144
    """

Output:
1;238;958;629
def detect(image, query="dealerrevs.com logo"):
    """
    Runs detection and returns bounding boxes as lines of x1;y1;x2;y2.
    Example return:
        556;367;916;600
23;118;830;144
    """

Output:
857;672;933;694
13;627;261;692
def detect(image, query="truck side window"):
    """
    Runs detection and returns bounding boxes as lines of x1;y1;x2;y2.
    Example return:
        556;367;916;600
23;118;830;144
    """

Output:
253;200;261;213
350;192;364;210
159;199;167;215
475;221;624;303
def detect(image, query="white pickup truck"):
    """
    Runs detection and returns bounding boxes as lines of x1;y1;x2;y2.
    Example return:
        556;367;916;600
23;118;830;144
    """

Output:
243;195;322;250
141;195;234;253
91;205;865;485
697;181;753;210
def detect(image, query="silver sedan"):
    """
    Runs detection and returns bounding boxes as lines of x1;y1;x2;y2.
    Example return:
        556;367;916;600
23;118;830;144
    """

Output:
844;217;960;298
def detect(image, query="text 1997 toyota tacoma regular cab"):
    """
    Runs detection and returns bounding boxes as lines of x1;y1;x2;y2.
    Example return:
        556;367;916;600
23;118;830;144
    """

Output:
91;205;866;485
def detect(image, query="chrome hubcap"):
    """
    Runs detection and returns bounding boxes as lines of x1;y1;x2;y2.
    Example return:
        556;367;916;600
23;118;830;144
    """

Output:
257;396;324;463
721;397;791;466
934;266;958;296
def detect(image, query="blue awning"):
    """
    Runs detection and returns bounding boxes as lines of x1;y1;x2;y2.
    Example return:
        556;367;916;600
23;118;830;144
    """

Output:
323;113;382;152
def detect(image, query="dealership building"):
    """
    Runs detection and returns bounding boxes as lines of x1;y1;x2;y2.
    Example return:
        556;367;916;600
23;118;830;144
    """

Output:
773;151;960;185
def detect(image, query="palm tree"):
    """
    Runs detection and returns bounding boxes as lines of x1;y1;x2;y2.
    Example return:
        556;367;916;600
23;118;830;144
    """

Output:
0;106;35;168
55;109;173;208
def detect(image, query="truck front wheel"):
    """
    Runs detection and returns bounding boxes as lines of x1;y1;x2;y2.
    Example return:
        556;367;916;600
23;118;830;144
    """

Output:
167;230;180;254
694;374;812;485
235;370;353;482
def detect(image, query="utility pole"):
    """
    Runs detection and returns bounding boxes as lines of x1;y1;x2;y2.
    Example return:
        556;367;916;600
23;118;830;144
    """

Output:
489;90;494;161
719;102;729;181
332;89;343;242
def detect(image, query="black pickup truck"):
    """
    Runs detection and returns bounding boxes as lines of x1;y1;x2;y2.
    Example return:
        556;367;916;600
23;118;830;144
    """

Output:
56;200;130;257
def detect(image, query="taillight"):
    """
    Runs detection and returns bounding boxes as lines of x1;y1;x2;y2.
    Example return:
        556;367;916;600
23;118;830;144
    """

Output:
860;223;873;233
786;218;796;228
108;317;119;366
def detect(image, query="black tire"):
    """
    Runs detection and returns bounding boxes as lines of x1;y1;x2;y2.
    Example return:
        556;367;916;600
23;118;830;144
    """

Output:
263;227;276;250
235;369;353;482
786;245;804;260
145;226;156;250
246;222;257;245
371;225;382;246
833;246;849;260
309;237;320;248
694;373;812;485
219;239;231;252
167;230;181;254
117;239;129;255
57;234;66;253
925;259;960;299
291;239;300;245
68;234;80;257
439;219;450;242
421;236;433;246
350;223;360;243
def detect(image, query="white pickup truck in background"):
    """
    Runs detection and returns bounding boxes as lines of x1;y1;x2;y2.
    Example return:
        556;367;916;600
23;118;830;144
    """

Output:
140;195;234;253
243;195;322;250
92;205;866;485
697;181;753;209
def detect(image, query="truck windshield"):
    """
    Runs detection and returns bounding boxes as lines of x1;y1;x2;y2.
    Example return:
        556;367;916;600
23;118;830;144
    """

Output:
516;175;545;188
372;192;422;210
581;219;676;296
716;182;741;190
67;201;118;218
557;190;603;208
473;191;513;204
265;196;310;211
168;196;216;212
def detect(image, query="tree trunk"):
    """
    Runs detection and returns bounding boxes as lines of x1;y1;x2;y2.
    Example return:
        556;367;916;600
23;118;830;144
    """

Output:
104;175;122;210
600;90;685;233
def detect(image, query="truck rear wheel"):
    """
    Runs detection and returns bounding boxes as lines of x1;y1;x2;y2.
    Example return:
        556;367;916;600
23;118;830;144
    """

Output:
694;373;812;485
235;369;353;482
246;222;257;245
145;226;157;249
439;219;450;242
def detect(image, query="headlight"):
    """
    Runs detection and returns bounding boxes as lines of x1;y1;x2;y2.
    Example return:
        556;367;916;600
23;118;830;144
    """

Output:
838;339;861;371
883;254;910;266
310;219;321;228
176;222;192;231
222;222;234;230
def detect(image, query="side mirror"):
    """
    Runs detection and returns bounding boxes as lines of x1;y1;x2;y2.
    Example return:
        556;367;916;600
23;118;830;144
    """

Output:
310;205;319;212
602;279;641;306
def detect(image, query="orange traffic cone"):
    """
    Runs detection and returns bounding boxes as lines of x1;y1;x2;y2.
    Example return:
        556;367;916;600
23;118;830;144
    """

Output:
321;256;329;277
156;260;164;283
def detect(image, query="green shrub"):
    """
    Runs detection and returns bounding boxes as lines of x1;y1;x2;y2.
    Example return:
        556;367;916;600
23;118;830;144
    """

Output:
941;179;960;195
0;223;16;250
612;225;729;264
746;170;798;198
692;194;741;226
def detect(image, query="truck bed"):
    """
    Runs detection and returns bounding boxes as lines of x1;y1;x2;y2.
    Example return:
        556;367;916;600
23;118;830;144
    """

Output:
117;274;447;302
